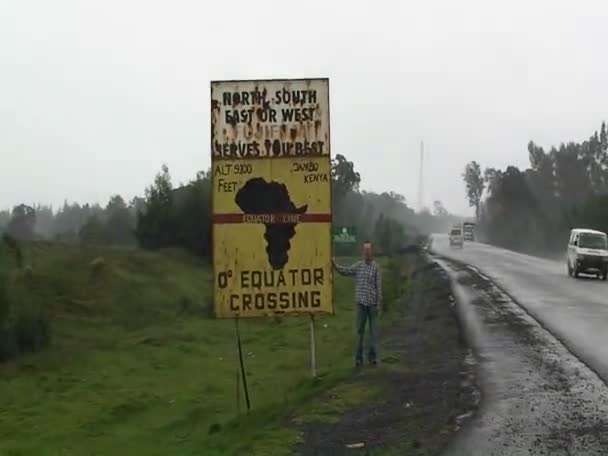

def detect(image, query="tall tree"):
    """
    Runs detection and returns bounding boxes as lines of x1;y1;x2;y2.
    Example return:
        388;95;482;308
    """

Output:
553;142;591;210
373;213;406;255
51;201;102;241
600;122;608;171
433;200;449;218
33;204;54;238
0;210;10;232
462;161;485;220
576;194;608;234
130;197;146;215
79;215;110;245
484;167;502;197
173;170;212;257
135;164;176;249
331;154;361;224
7;204;37;240
105;195;135;245
483;166;546;251
331;154;361;198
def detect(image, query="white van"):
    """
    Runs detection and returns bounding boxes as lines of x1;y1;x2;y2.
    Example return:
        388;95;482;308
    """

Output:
449;227;464;249
567;228;608;280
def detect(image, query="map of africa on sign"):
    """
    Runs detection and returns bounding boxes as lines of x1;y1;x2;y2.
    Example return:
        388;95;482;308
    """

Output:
235;178;307;270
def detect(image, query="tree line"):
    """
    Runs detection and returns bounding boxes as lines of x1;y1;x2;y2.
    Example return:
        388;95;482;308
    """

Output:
0;155;459;361
462;121;608;254
0;196;140;246
1;154;460;256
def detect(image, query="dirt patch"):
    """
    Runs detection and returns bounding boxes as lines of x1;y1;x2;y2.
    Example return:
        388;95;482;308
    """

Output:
293;255;477;455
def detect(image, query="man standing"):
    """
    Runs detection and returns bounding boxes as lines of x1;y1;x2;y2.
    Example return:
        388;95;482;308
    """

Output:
332;241;382;367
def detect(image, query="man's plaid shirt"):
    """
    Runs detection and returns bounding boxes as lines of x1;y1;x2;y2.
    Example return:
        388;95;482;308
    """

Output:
334;260;382;307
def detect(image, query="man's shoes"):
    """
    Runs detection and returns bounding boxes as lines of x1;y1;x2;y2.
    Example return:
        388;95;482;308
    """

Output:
355;359;363;368
369;359;377;366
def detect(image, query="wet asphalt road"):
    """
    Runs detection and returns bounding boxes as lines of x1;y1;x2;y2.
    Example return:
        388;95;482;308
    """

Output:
433;255;608;455
431;235;608;384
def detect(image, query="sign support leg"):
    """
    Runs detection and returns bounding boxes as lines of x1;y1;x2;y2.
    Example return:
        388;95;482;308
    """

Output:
310;314;317;378
235;368;241;415
234;317;251;411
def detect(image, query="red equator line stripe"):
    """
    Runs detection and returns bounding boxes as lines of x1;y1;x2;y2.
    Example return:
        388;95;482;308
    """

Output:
213;213;331;224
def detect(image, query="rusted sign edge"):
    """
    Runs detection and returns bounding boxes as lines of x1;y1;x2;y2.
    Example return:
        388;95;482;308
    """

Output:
210;77;329;85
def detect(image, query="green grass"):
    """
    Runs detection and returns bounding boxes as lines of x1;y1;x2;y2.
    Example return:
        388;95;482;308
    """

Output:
0;244;404;456
292;381;384;425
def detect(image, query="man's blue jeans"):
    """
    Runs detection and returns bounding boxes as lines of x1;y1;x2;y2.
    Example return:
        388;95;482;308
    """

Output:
355;303;377;363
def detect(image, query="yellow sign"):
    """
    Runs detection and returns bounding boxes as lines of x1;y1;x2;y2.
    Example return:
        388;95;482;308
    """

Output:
211;78;333;318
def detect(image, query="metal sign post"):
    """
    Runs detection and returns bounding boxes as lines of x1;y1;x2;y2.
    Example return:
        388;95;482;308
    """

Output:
310;314;317;378
234;317;251;412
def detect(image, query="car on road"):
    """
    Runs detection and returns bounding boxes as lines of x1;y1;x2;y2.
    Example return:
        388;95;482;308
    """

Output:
449;228;464;249
567;228;608;280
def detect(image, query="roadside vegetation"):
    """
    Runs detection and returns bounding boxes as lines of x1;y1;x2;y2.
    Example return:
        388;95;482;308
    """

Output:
0;236;50;361
0;154;455;366
463;120;608;254
0;244;408;456
0;154;461;454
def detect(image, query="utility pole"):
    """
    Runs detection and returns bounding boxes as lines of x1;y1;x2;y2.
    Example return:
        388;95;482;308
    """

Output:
418;141;424;212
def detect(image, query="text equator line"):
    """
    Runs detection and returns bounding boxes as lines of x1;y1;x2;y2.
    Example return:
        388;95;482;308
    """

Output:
213;213;331;224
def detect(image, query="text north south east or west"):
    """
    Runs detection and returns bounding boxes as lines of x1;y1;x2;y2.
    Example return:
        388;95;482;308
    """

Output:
221;88;318;107
220;88;320;125
213;88;327;159
224;107;316;124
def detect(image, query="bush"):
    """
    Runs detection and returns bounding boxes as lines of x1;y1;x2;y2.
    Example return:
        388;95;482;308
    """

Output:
90;257;106;275
0;310;51;362
23;264;33;279
0;292;51;361
0;291;51;361
0;242;51;362
2;233;23;267
15;315;50;353
202;299;214;318
382;257;406;312
0;327;19;361
176;296;193;316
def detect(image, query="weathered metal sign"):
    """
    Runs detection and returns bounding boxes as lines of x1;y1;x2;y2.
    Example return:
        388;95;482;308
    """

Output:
211;78;333;318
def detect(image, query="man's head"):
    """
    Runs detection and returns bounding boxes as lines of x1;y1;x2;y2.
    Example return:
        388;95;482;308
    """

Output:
362;241;373;262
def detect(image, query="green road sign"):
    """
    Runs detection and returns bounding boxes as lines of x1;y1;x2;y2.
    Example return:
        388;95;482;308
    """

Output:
333;226;357;244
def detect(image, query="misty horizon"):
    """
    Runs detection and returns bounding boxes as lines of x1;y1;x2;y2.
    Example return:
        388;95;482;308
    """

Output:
4;1;608;216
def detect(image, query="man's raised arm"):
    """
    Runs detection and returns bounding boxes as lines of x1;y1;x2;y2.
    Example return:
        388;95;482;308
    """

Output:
332;258;359;276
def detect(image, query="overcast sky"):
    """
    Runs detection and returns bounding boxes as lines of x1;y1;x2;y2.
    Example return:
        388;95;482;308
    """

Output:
2;0;608;215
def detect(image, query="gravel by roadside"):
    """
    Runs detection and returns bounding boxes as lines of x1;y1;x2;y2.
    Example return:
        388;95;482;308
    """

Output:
293;254;478;456
437;256;608;456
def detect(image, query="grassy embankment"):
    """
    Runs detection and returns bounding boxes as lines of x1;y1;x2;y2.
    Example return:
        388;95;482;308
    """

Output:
0;242;406;456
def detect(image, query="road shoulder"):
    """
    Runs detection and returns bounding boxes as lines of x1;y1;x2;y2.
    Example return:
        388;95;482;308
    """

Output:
293;254;477;456
435;255;608;455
